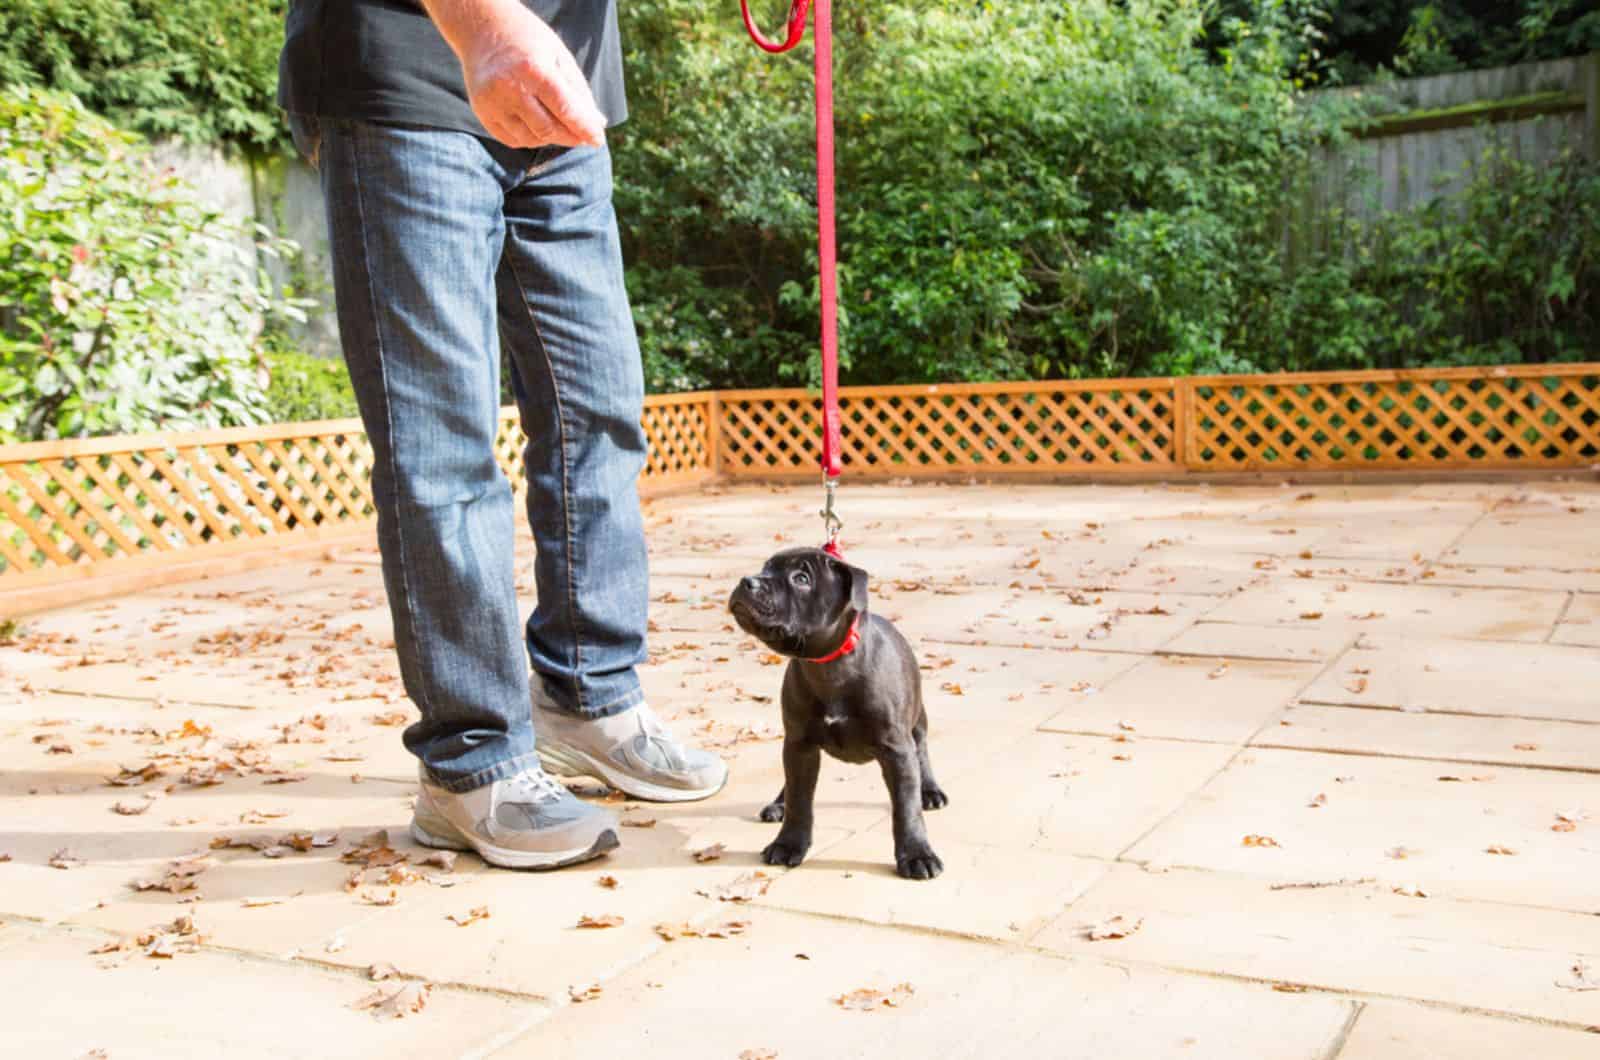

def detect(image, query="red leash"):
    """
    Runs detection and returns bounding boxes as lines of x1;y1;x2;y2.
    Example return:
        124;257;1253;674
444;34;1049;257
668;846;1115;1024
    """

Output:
739;0;845;557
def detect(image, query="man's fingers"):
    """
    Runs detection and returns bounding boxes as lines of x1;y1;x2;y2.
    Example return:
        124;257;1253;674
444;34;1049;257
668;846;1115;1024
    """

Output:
510;108;583;149
523;63;606;145
510;82;597;147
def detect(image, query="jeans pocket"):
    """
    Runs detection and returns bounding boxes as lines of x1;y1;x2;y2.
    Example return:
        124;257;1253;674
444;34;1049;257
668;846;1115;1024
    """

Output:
287;112;322;170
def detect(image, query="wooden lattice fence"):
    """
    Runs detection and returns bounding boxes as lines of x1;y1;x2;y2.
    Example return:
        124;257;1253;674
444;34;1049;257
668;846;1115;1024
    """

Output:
2;364;1597;608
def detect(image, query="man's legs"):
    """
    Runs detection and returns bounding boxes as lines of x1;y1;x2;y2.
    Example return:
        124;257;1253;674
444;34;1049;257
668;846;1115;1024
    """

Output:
301;114;617;867
495;144;726;799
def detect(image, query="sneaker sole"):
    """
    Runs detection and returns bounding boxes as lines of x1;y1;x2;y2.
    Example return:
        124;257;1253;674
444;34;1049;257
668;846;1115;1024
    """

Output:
410;814;619;871
538;743;728;803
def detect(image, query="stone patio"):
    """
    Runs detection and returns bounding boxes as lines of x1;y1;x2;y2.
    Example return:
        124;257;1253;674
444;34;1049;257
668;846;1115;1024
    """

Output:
2;478;1598;1058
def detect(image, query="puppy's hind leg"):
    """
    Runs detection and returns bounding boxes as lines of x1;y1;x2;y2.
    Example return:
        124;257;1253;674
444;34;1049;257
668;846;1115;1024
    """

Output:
759;787;785;822
915;725;948;810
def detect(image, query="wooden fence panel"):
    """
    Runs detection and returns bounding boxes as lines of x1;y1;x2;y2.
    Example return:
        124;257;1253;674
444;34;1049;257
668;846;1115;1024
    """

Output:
4;368;1598;599
717;381;1179;476
1186;366;1600;471
0;393;718;589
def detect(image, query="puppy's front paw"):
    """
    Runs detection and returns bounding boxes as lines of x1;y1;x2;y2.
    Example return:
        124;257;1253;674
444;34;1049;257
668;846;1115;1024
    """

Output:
921;784;949;810
895;844;944;880
761;835;810;867
758;800;785;823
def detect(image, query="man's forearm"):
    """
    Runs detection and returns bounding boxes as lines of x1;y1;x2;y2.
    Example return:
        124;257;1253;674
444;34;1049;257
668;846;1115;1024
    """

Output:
418;0;529;64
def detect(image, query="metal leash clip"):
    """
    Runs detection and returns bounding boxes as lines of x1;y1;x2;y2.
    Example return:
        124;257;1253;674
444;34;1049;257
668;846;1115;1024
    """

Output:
820;477;843;551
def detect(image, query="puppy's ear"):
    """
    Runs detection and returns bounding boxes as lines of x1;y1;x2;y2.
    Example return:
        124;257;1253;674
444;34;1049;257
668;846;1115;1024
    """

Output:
829;556;870;616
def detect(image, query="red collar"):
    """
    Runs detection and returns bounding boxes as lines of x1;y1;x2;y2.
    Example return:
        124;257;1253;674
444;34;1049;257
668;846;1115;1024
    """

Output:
806;616;861;664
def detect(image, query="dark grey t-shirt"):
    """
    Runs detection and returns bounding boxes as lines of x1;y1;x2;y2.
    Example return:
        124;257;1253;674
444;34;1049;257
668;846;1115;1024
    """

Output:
277;0;627;136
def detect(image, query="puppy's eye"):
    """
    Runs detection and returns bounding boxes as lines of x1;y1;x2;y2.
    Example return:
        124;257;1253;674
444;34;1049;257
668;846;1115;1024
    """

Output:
790;569;812;589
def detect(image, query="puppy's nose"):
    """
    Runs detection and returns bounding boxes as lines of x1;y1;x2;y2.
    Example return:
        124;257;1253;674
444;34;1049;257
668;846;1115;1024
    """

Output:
738;576;761;596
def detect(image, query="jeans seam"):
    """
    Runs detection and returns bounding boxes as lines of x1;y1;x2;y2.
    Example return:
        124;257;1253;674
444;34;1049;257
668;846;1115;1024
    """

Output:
348;122;446;728
503;250;587;714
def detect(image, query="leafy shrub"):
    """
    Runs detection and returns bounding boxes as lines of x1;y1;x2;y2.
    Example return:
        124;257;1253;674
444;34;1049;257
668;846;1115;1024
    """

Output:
0;86;303;442
263;341;358;424
615;0;1597;389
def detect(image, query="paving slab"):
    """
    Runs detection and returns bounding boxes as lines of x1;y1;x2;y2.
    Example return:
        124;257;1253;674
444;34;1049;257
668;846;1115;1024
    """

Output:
1159;620;1353;662
512;906;1357;1060
1446;506;1600;569
0;926;544;1060
1552;591;1600;648
1259;703;1600;774
756;829;1107;942
1203;580;1567;642
918;731;1237;858
307;817;851;1001
1126;746;1600;911
1040;654;1318;743
1338;1001;1600;1060
1030;864;1600;1026
1424;563;1600;594
5;477;1600;1058
1302;635;1600;724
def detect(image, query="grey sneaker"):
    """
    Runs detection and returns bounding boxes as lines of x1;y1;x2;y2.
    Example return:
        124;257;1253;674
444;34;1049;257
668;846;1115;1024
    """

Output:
410;765;619;870
534;700;729;803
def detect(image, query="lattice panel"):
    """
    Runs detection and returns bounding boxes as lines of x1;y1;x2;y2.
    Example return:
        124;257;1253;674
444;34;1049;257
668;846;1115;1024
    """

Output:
642;400;711;478
492;398;715;488
1190;373;1600;469
0;429;377;578
720;385;1177;473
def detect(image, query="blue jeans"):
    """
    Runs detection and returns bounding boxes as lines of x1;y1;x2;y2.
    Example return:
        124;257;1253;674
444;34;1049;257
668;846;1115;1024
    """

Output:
290;114;649;793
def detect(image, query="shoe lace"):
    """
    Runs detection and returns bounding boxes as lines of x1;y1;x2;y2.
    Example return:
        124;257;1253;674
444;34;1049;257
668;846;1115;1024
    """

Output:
505;769;569;804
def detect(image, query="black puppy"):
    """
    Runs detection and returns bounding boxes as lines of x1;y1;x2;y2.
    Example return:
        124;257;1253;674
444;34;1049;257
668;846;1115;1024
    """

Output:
728;547;946;880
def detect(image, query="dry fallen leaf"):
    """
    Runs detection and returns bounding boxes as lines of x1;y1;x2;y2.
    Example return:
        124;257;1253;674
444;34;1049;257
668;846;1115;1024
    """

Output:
1485;844;1517;856
1083;915;1143;941
1241;834;1280;848
697;871;773;903
48;848;84;870
1298;612;1323;621
111;800;151;816
692;843;726;863
132;855;212;894
569;983;603;1003
577;914;623;929
833;983;915;1012
1307;793;1327;809
621;817;658;829
598;875;619;889
654;919;750;942
106;763;164;787
355;982;431;1019
1555;959;1598;992
739;1051;778;1060
368;962;400;981
410;851;454;872
1206;662;1230;680
1273;983;1308;994
446;905;491;927
1392;884;1429;898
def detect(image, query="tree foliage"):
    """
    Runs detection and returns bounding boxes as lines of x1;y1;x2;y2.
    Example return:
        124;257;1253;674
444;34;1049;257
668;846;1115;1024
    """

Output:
0;0;288;151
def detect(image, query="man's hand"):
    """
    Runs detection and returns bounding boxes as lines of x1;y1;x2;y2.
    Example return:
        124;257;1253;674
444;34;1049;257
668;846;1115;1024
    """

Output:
422;0;607;149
